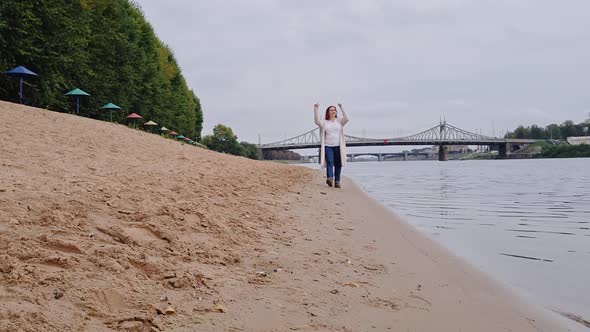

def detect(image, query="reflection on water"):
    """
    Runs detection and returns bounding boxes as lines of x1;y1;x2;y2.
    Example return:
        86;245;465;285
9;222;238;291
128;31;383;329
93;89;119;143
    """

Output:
340;159;590;321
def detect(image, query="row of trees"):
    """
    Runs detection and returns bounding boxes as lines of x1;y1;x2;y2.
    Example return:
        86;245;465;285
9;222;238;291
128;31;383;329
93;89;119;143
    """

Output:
201;124;303;160
504;120;590;140
0;0;203;140
262;150;302;160
201;124;261;160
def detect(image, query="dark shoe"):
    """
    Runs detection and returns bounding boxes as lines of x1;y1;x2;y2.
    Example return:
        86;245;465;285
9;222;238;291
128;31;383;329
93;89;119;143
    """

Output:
335;181;341;188
326;178;333;187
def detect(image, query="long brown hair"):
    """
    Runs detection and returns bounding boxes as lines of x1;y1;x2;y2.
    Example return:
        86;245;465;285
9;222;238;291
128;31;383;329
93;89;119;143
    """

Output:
324;105;337;120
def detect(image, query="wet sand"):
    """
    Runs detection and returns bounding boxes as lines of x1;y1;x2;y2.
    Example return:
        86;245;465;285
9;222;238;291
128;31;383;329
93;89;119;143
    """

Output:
0;100;568;331
201;174;569;331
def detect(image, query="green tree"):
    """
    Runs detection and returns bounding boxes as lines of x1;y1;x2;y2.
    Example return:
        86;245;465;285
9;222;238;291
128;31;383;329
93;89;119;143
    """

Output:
263;150;302;160
529;124;545;139
240;142;261;160
513;125;530;139
192;94;203;141
545;124;561;139
0;0;203;139
202;124;244;156
560;120;578;138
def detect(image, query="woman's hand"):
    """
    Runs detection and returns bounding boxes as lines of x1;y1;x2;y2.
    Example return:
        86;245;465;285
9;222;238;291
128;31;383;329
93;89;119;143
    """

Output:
338;103;343;110
314;103;320;111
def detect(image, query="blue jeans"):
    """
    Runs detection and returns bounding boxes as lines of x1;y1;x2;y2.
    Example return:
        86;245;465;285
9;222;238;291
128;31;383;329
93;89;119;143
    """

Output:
325;146;342;182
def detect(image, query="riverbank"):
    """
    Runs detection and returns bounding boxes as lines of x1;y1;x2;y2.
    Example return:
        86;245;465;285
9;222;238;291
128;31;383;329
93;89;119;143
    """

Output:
199;173;568;331
0;100;568;331
342;159;590;323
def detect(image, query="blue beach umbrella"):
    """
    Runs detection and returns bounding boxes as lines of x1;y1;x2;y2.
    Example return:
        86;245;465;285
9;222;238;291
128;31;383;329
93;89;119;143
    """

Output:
65;88;90;115
4;66;38;104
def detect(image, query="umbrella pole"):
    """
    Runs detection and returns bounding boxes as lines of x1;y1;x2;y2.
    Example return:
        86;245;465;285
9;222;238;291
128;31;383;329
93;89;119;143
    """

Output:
76;97;80;115
110;110;113;122
19;77;23;104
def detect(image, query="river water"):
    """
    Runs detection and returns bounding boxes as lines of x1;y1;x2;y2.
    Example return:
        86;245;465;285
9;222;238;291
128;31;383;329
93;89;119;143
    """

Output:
308;158;590;326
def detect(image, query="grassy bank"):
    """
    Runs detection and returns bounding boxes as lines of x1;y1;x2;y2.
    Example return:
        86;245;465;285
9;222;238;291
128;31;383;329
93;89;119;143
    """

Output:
542;143;590;158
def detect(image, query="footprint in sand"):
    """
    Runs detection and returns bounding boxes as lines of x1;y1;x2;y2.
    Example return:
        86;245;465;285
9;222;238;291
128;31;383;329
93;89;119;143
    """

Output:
366;297;400;311
362;263;386;274
403;293;432;312
44;240;84;255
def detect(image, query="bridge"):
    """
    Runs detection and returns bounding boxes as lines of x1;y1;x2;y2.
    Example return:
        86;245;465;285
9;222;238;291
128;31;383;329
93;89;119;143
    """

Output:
261;121;536;161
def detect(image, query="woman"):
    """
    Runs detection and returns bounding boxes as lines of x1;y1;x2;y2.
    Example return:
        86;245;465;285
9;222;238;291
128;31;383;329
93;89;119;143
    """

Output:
314;102;349;188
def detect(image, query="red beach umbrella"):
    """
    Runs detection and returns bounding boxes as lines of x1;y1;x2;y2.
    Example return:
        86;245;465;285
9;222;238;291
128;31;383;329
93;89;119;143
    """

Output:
126;113;143;128
126;113;143;119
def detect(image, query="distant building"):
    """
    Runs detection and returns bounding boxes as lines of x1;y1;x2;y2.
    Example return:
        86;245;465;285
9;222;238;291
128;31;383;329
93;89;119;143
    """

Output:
411;147;433;153
567;136;590;145
431;145;470;153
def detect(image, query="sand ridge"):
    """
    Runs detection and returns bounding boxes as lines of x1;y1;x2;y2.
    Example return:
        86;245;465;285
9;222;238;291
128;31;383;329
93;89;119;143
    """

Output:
0;101;311;331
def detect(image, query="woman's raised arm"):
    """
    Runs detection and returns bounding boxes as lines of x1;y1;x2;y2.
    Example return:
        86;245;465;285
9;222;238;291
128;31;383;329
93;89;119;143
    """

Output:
313;102;324;129
338;103;349;126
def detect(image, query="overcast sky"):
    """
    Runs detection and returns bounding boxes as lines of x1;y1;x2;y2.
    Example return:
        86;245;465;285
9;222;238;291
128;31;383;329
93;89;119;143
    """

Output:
135;0;590;145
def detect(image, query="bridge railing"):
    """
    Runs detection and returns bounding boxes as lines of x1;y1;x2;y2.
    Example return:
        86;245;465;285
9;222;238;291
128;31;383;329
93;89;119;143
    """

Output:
261;121;507;149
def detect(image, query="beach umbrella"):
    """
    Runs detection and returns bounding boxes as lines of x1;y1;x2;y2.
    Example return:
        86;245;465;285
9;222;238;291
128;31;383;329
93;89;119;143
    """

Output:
183;137;191;142
101;103;121;122
169;131;178;136
65;88;90;115
143;120;158;133
176;134;185;140
160;127;170;137
126;112;143;128
4;66;38;104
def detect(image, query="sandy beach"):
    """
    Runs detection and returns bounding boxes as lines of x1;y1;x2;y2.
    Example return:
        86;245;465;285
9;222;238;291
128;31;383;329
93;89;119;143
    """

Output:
0;100;569;331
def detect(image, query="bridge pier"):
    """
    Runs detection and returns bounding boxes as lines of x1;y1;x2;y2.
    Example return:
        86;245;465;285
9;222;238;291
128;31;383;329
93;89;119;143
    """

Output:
498;143;508;159
378;153;383;162
438;145;448;161
403;151;408;161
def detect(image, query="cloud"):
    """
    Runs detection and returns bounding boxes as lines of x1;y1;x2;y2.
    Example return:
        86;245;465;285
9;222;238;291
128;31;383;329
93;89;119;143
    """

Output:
135;0;590;143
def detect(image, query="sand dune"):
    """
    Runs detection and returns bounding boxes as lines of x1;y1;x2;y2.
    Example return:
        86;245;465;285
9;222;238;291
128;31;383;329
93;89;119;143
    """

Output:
0;101;310;331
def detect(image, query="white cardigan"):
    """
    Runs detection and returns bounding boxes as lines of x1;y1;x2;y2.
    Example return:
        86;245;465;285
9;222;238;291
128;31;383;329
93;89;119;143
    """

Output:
314;108;349;168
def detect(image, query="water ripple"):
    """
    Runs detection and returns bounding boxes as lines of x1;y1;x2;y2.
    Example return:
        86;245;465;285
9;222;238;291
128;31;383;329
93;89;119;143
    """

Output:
343;158;590;317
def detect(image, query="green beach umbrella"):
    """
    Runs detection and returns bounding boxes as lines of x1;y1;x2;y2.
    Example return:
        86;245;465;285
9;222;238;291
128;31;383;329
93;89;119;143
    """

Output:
65;88;90;115
101;102;121;122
